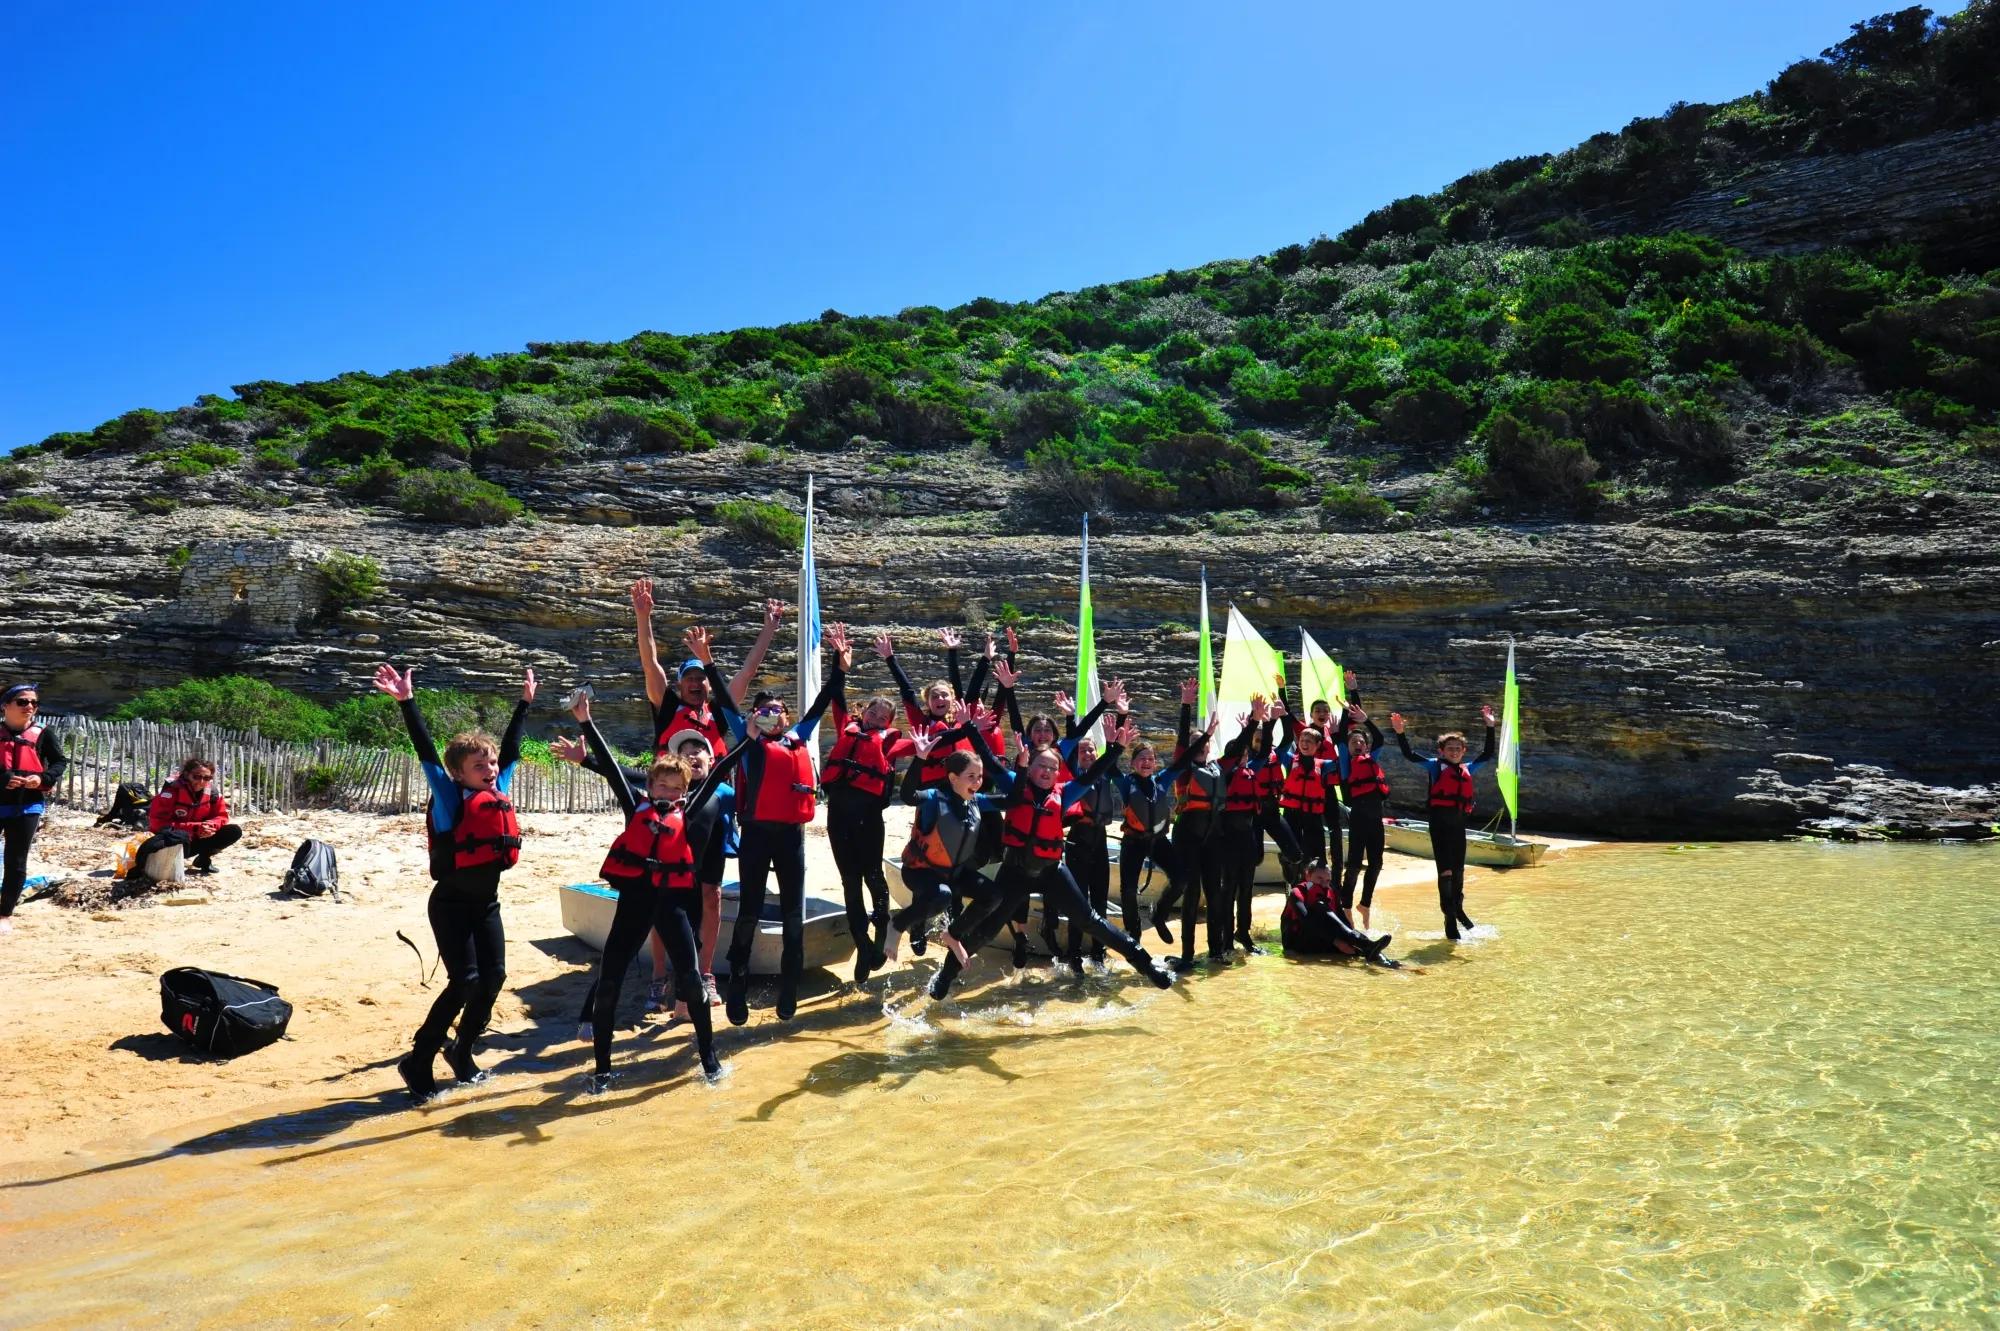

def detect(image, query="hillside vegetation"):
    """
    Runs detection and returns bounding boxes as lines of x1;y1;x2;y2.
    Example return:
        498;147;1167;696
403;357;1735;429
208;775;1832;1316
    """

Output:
10;5;1998;531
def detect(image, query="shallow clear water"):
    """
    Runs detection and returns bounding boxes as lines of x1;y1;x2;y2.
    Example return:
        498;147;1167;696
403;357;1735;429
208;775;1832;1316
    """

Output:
5;842;1997;1329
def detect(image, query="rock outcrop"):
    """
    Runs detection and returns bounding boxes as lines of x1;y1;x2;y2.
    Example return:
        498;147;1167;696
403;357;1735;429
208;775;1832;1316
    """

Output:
4;443;1995;839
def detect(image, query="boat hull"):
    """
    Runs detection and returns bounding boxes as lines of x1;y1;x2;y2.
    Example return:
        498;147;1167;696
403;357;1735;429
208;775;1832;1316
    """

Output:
1381;817;1547;869
559;879;857;975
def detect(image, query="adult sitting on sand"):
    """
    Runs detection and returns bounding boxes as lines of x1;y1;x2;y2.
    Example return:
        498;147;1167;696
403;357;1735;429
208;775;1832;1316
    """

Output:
126;756;243;880
2;682;67;931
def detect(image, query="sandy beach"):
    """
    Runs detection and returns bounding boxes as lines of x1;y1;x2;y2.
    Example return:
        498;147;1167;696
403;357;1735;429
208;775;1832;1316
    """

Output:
1;803;1504;1173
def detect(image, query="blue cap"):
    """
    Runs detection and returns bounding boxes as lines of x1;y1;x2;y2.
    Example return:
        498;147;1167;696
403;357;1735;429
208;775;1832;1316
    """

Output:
679;659;704;677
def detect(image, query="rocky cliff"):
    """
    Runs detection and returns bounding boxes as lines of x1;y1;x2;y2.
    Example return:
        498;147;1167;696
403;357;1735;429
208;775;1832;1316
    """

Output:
5;439;1995;839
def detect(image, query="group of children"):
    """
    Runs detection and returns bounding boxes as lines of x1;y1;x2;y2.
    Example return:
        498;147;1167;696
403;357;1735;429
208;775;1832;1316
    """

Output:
382;585;1502;1101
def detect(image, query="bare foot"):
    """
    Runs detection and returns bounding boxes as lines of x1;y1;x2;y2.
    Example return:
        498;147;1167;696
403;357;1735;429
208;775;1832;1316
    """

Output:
0;917;13;934
671;1002;689;1023
941;932;971;967
881;926;901;963
1358;907;1371;929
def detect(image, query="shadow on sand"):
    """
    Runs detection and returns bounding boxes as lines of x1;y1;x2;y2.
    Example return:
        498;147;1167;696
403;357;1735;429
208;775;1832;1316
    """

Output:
5;939;1190;1192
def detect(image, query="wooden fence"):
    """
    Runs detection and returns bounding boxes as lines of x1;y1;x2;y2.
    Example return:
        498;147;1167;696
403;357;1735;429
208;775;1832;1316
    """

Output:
39;715;620;817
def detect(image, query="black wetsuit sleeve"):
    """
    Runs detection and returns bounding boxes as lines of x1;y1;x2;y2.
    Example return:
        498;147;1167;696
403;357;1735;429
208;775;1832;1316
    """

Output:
399;698;444;770
1067;697;1109;741
1277;685;1297;749
1395;731;1421;763
1366;718;1385;750
36;726;67;787
1002;686;1024;737
965;720;1002;772
1163;742;1196;778
965;654;991;705
1080;744;1122;786
1177;703;1193;752
498;699;529;771
1473;725;1496;768
702;661;743;726
947;647;962;699
684;741;742;819
899;755;928;804
708;735;751;791
885;654;921;709
582;718;641;818
796;668;841;735
1222;729;1252;764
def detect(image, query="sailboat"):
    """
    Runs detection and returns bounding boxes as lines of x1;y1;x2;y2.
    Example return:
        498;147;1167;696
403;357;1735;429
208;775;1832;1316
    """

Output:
1382;638;1547;869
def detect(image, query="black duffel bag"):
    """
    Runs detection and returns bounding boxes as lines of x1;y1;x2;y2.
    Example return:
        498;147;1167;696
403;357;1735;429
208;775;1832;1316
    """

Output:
159;968;293;1057
280;839;339;899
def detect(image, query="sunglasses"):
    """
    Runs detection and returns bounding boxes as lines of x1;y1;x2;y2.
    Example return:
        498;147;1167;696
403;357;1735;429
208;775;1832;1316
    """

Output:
6;698;37;709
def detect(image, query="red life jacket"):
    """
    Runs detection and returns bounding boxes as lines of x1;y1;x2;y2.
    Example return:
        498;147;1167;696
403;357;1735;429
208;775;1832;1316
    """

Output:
1343;752;1390;801
1223;761;1262;815
824;721;895;799
431;787;522;874
1;724;45;783
1257;756;1285;804
747;735;816;824
1278;759;1328;816
1428;762;1475;815
1281;879;1338;928
912;717;971;788
161;778;224;828
654;699;727;756
601;802;696;891
1002;786;1065;863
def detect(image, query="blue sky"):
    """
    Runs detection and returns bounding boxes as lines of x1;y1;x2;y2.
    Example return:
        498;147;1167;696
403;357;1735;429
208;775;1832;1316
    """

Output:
0;1;1918;448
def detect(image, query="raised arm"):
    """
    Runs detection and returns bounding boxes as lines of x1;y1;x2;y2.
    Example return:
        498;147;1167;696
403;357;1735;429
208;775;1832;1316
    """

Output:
376;664;442;770
728;599;784;706
496;668;535;777
793;663;843;741
632;579;668;711
580;713;641;819
1470;706;1498;769
939;628;964;700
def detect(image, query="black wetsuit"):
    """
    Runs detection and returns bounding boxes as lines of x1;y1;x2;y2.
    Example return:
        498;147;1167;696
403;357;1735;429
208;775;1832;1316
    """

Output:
401;697;528;1087
891;724;1003;943
1115;746;1193;948
580;716;739;1078
1153;704;1247;964
1337;719;1389;911
710;661;839;1022
823;680;913;980
0;722;65;919
927;740;1164;999
1395;727;1495;940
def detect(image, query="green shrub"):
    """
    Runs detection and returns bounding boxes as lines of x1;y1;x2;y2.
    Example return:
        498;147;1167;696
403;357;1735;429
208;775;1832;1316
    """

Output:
167;544;192;571
395;469;523;526
135;494;179;515
145;441;241;478
477;424;569;468
112;675;337;742
742;443;776;465
579;402;716;455
340;455;407;499
317;551;383;610
0;463;33;489
252;440;299;472
1320;483;1394;523
1;497;67;522
1477;409;1601;510
715;498;804;550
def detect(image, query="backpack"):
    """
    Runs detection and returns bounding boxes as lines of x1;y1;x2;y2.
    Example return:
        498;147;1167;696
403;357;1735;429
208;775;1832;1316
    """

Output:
158;968;293;1057
95;781;153;829
280;839;339;899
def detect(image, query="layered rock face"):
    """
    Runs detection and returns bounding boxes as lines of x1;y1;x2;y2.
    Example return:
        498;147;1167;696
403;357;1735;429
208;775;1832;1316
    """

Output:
4;447;1994;838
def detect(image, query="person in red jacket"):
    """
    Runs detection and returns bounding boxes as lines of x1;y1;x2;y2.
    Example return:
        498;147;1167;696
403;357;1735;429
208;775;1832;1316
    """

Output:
127;757;242;880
